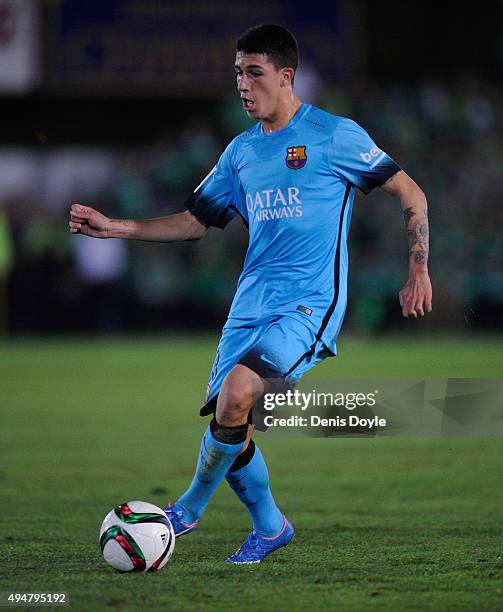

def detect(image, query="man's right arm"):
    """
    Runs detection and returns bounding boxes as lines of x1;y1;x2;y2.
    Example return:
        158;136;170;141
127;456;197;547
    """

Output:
69;204;208;242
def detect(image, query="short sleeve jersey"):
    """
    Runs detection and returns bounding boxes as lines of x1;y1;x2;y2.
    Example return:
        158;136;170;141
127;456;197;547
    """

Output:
186;104;400;353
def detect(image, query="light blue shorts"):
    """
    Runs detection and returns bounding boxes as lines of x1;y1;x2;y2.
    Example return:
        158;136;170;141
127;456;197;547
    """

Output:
200;315;332;420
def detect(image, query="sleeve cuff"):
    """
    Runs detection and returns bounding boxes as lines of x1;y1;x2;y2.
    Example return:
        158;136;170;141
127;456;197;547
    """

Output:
359;160;401;194
185;192;236;229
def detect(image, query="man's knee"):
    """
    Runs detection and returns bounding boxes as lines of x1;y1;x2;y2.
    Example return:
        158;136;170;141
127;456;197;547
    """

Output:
216;365;264;425
220;367;250;412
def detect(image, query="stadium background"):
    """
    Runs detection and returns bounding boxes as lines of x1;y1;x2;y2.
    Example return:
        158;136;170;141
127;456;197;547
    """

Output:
1;2;503;610
0;0;501;336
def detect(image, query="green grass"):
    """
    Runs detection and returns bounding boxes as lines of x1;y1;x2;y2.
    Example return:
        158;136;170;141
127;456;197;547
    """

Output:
1;336;503;611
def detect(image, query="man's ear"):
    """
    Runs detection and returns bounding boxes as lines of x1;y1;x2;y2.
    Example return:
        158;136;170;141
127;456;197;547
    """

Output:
280;67;295;87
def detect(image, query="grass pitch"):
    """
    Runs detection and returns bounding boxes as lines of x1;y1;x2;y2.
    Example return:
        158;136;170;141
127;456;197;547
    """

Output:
1;335;503;611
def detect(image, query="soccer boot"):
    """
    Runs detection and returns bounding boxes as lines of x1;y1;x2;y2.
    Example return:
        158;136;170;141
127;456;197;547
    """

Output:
162;502;200;538
225;516;294;564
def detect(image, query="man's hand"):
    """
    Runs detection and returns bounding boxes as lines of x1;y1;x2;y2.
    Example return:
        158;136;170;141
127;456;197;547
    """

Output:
398;271;432;318
69;203;111;238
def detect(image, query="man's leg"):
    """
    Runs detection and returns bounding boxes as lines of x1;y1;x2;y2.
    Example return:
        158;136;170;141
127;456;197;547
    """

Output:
226;432;284;537
223;429;294;564
222;317;331;562
165;365;264;534
221;401;295;564
216;359;294;563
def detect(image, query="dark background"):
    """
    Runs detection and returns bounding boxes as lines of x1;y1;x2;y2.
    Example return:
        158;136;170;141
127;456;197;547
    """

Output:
0;0;501;335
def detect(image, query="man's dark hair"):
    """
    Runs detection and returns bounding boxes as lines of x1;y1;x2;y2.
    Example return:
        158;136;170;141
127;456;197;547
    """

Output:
236;24;299;73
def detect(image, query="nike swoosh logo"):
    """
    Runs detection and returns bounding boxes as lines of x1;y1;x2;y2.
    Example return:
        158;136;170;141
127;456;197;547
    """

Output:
259;354;277;367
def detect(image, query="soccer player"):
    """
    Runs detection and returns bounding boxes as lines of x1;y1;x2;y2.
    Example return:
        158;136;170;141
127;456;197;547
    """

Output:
70;24;432;564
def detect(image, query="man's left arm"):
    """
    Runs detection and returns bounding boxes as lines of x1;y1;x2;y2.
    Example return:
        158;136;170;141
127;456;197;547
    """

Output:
381;170;432;318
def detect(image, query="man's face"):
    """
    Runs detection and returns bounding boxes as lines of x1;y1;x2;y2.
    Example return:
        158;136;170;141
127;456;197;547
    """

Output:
234;52;285;120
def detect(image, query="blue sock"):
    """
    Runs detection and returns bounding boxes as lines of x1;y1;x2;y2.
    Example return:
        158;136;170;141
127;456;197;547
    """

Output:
177;424;245;522
226;443;284;537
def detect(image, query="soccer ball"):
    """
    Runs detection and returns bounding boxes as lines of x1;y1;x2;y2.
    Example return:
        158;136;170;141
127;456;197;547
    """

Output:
99;500;175;572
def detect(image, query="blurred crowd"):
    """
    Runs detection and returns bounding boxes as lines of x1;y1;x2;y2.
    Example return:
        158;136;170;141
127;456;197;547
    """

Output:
0;75;501;335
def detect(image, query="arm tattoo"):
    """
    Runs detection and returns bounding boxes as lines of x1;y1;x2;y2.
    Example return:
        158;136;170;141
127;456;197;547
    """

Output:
403;206;429;266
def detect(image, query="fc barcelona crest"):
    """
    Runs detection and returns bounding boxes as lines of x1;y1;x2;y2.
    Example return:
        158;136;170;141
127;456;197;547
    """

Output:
286;145;307;170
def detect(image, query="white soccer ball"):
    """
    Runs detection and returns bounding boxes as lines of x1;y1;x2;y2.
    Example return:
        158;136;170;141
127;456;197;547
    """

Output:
99;500;175;572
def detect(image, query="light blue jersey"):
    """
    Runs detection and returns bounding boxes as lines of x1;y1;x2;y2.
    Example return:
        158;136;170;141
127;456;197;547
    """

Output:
187;103;400;355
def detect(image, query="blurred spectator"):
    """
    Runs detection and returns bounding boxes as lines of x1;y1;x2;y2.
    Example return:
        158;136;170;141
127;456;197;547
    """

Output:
0;208;13;335
74;234;128;333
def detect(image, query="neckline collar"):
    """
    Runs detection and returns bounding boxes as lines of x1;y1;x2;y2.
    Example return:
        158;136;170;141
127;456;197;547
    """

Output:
259;103;311;136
